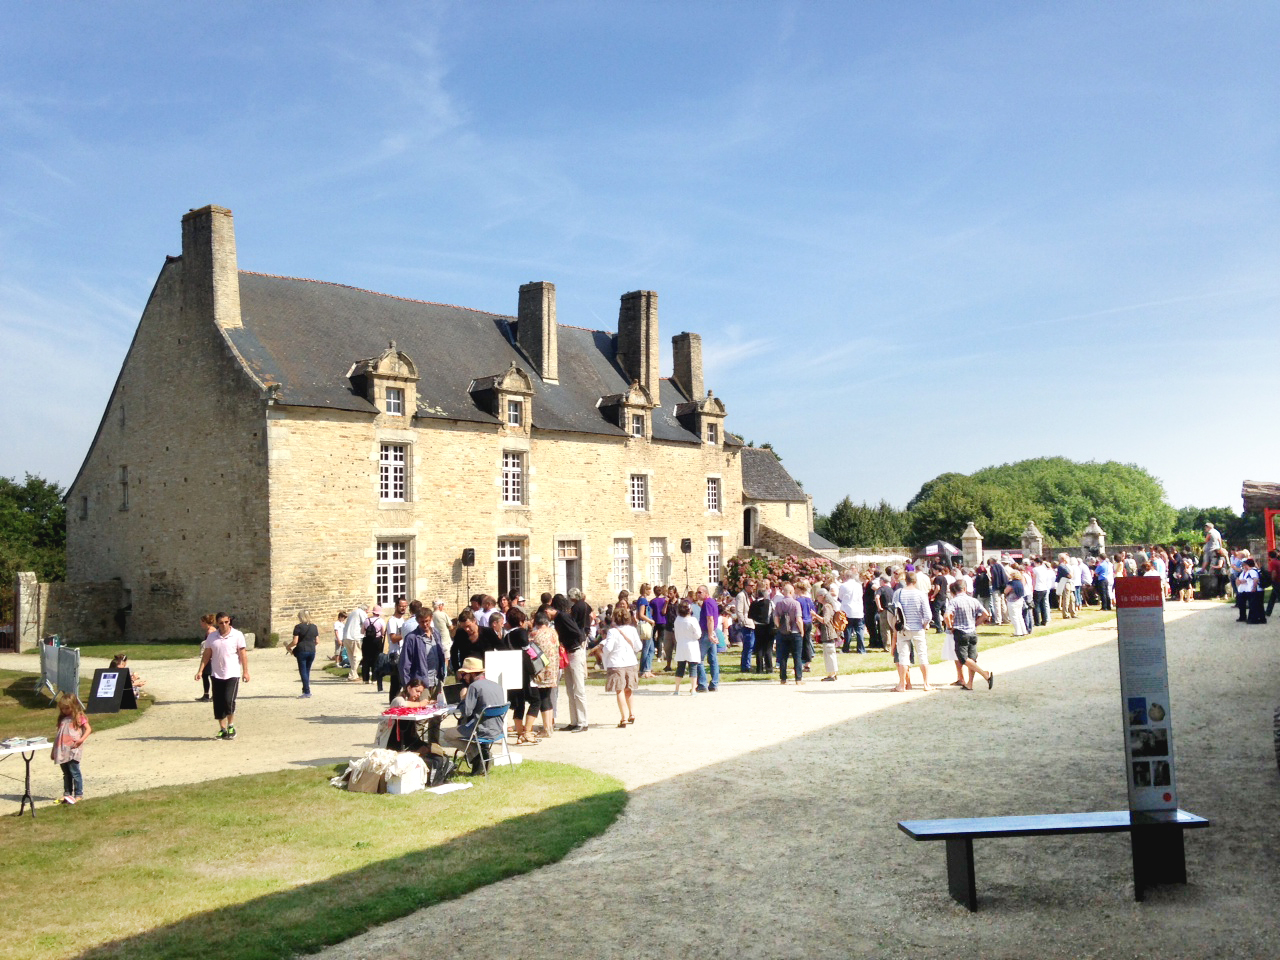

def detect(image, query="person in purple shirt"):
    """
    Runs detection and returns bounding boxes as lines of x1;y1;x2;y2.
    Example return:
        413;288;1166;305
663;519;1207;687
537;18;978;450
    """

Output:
694;585;721;691
795;580;816;673
643;584;664;679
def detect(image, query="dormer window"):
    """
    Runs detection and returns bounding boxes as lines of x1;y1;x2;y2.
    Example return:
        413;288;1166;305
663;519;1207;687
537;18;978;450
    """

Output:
631;414;645;438
351;342;419;419
507;399;524;427
386;387;405;416
707;423;718;444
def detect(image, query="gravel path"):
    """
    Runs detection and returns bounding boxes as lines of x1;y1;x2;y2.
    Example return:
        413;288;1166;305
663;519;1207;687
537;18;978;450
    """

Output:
4;600;1276;959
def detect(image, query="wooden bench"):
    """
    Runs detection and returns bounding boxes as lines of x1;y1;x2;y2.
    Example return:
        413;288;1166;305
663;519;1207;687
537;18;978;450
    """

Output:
898;809;1210;911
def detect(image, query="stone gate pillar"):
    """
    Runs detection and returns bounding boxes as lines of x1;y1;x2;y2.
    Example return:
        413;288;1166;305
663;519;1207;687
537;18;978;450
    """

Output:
1021;521;1044;559
15;572;45;653
1081;517;1107;557
961;522;983;568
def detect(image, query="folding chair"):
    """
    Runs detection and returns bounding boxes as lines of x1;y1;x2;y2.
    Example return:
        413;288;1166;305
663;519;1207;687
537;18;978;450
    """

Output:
458;703;513;778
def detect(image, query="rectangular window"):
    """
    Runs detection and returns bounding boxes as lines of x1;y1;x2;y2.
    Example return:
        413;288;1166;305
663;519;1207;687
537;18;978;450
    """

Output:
648;538;669;586
502;451;525;504
629;473;649;511
497;539;523;598
507;400;523;427
385;387;405;416
786;503;792;517
80;496;88;520
376;540;409;607
119;466;129;510
707;423;718;444
631;413;645;437
613;538;632;594
707;536;723;585
706;476;721;513
379;443;407;501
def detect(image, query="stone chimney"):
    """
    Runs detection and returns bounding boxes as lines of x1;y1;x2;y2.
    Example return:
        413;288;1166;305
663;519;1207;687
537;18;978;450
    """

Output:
617;290;660;401
671;331;703;401
517;281;558;383
180;204;242;330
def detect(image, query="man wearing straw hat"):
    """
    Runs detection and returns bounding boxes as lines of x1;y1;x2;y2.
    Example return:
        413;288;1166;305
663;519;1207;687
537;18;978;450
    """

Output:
440;657;505;772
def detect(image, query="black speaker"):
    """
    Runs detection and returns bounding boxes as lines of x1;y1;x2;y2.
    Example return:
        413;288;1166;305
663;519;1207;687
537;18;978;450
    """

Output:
680;538;692;554
461;548;476;567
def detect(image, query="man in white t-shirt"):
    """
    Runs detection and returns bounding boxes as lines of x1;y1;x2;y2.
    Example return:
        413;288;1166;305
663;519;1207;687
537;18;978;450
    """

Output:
343;603;368;680
836;569;866;654
193;612;250;740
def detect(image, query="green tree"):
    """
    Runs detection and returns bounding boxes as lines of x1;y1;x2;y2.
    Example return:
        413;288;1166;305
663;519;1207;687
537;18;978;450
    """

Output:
900;458;1176;548
0;474;67;591
906;473;1044;547
817;497;910;547
1171;505;1262;547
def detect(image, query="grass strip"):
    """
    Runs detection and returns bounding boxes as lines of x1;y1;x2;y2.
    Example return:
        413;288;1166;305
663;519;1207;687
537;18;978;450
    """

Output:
1;762;624;960
22;641;200;661
0;669;152;740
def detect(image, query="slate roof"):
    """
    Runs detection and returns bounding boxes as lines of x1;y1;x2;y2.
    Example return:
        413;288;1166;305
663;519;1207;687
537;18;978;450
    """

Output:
225;272;715;444
740;446;806;502
809;531;838;551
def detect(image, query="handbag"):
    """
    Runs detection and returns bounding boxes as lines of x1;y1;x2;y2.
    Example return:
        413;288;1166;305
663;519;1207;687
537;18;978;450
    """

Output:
525;642;548;674
558;643;569;670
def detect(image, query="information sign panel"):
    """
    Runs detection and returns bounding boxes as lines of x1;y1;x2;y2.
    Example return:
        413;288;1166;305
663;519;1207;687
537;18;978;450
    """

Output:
86;668;138;714
1115;577;1176;811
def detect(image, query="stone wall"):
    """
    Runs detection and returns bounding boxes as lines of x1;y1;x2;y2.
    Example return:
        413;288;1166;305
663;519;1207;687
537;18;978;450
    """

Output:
754;523;839;565
14;573;124;650
65;245;271;641
749;499;810;545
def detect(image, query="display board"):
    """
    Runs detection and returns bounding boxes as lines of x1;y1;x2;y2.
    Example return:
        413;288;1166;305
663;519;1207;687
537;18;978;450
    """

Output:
86;668;138;713
1115;577;1176;811
484;650;524;696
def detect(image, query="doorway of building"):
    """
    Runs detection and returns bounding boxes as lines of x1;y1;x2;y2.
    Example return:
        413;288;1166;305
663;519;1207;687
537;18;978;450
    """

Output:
743;508;756;548
556;540;582;595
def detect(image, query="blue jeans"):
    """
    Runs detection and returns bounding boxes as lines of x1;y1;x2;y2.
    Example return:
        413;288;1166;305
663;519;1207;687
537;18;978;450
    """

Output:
1032;590;1050;626
776;632;803;682
738;627;755;671
842;618;865;653
696;637;720;690
639;632;655;674
296;650;315;695
60;760;82;798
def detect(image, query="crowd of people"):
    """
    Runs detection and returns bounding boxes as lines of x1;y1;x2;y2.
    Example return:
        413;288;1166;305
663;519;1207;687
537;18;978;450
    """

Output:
185;520;1273;764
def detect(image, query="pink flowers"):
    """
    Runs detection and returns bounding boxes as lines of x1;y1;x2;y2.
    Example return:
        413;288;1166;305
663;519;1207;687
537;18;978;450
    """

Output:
726;554;835;592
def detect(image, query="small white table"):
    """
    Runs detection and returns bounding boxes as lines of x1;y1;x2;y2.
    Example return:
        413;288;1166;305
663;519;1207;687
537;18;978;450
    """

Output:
0;740;49;818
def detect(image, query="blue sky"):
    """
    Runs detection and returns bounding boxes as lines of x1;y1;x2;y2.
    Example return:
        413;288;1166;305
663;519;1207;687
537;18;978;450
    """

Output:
2;2;1276;517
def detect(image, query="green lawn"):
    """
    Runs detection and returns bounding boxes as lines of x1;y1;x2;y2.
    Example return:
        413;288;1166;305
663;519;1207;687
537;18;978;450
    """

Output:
0;669;152;740
23;640;200;661
3;761;625;960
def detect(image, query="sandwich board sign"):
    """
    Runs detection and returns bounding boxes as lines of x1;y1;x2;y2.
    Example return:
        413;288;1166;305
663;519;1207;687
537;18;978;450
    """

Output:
1114;577;1176;811
86;668;137;713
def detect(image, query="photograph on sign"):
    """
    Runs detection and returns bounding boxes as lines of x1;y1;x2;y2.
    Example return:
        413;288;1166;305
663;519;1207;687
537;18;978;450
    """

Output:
1129;727;1169;757
1127;697;1147;726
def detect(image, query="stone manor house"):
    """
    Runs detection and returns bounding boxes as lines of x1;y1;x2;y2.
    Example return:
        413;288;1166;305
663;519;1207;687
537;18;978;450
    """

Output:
57;205;821;642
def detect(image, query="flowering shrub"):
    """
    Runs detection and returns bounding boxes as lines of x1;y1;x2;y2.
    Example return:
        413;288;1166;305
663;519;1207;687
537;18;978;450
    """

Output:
725;554;836;593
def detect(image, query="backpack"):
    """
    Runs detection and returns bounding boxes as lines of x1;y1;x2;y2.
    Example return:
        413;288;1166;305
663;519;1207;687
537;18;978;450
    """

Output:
364;618;380;644
425;753;458;788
